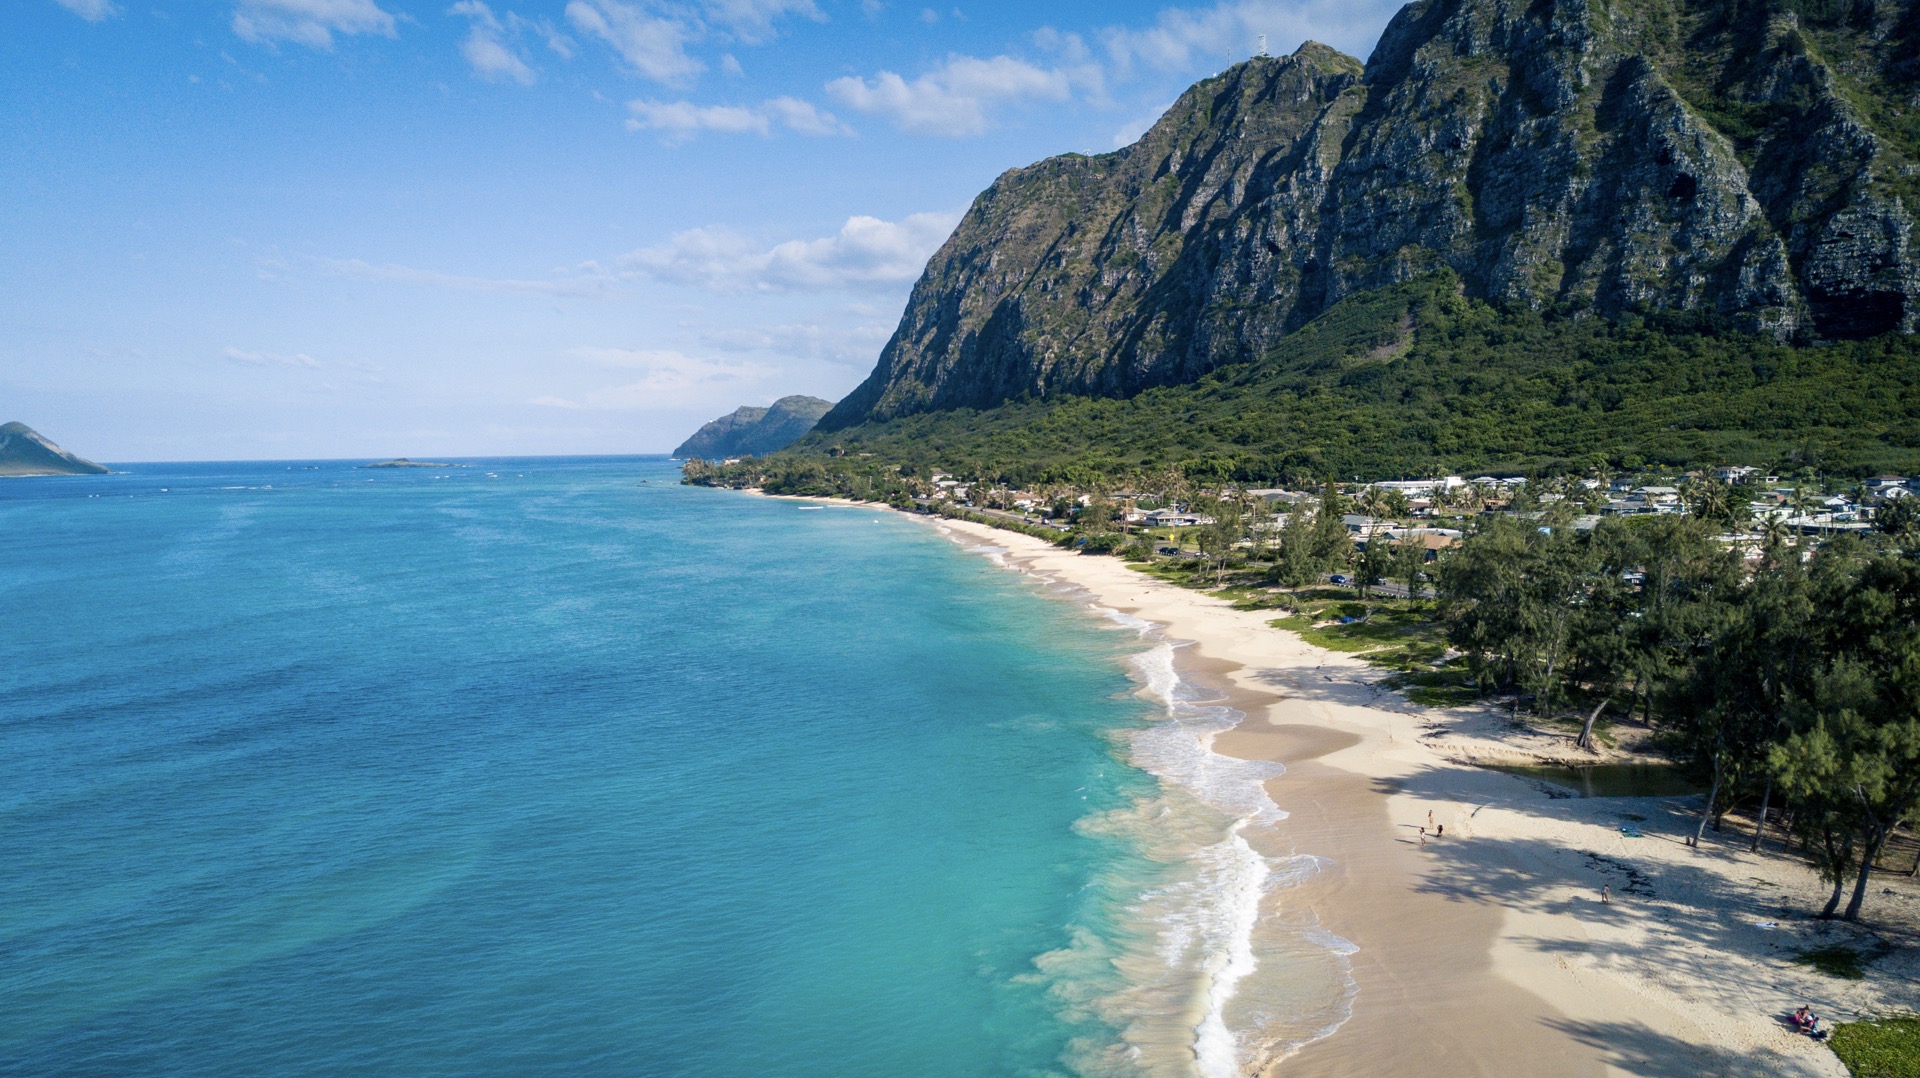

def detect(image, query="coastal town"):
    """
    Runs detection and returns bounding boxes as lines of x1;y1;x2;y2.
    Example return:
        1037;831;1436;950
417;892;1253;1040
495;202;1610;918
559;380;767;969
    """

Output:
913;468;1912;557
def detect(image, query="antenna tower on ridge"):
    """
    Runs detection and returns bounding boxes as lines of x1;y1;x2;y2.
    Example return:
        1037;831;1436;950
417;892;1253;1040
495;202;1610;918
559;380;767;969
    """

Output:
1257;34;1268;56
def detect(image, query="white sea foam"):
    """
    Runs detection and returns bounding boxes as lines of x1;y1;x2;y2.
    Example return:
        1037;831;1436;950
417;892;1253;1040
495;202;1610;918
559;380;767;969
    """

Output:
935;524;1356;1077
1191;826;1268;1078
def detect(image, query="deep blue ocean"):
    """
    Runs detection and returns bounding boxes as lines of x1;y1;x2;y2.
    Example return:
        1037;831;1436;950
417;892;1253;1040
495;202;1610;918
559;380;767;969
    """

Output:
0;456;1351;1077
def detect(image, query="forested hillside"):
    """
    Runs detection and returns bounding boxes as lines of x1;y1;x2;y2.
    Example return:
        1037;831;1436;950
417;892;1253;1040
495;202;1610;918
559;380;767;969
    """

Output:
777;275;1920;487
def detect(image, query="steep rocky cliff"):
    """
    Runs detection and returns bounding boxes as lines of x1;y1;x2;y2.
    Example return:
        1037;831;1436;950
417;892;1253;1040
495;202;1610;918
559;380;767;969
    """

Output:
674;395;835;459
822;0;1919;430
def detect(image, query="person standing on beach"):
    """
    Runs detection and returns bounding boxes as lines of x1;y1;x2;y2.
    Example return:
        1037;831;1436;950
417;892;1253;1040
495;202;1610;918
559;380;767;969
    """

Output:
1601;884;1611;904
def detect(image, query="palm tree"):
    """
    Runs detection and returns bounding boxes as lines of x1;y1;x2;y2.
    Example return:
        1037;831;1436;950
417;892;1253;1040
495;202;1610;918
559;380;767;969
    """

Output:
1357;486;1389;521
1759;514;1791;562
1789;486;1815;537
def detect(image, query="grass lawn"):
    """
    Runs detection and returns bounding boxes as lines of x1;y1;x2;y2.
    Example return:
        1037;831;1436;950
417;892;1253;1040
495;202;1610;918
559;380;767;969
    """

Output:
1830;1014;1920;1078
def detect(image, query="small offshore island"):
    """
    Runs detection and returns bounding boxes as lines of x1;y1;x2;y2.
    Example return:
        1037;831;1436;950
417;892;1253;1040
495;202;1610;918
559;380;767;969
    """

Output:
362;459;461;469
0;421;108;477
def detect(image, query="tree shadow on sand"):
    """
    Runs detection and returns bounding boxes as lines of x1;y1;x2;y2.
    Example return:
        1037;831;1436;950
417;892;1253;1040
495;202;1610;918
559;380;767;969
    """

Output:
1540;1017;1803;1077
1372;763;1919;1047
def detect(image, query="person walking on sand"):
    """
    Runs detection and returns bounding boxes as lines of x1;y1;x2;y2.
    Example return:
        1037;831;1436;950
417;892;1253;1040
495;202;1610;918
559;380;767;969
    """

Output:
1436;823;1444;838
1428;810;1435;829
1601;884;1610;904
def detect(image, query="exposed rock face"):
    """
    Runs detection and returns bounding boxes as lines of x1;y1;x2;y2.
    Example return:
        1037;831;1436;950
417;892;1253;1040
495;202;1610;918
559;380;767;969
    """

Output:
674;395;835;459
0;421;109;476
822;0;1919;430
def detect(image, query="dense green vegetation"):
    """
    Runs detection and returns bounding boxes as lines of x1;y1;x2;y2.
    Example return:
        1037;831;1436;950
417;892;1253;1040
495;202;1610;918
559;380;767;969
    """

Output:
1831;1014;1920;1078
708;275;1920;489
1436;510;1920;922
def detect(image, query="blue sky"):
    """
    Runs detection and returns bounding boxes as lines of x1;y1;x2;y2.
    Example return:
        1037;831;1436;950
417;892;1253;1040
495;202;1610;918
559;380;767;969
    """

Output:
5;0;1405;460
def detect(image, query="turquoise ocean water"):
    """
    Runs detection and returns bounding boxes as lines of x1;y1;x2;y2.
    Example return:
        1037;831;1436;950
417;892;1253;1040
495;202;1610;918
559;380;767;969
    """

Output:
0;456;1351;1076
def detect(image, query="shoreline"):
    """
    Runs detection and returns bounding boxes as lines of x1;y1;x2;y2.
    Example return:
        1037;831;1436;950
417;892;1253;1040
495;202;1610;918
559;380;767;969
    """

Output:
753;491;1908;1076
928;515;1601;1077
930;515;1913;1078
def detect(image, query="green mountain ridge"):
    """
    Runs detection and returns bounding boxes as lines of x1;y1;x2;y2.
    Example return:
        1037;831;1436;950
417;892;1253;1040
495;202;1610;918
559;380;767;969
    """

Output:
816;0;1918;439
788;274;1920;484
0;421;109;477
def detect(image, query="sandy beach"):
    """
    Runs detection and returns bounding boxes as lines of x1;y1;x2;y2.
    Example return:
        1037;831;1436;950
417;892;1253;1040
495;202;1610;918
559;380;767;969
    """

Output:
912;513;1919;1078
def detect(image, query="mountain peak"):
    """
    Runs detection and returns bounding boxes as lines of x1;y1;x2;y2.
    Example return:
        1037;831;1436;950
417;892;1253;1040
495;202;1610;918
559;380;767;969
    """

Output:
818;0;1919;431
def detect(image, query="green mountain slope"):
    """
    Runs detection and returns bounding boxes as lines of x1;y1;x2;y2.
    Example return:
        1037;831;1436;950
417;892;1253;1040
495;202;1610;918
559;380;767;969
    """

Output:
749;274;1920;484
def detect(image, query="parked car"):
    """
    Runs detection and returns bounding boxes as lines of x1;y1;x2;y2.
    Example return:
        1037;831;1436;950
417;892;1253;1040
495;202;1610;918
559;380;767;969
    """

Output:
1329;573;1350;585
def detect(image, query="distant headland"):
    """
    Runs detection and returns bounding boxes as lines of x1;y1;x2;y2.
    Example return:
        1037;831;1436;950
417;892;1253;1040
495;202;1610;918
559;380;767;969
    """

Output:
674;395;833;460
0;421;109;477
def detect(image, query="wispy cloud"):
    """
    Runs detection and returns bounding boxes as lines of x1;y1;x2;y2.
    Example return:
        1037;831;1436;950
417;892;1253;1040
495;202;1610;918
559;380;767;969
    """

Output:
451;1;536;84
825;53;1084;136
54;0;118;21
321;258;609;297
624;211;957;293
702;321;892;365
625;95;848;139
563;0;701;84
1097;0;1389;76
532;348;776;410
225;346;321;368
563;0;824;85
232;0;397;48
704;0;823;44
820;0;1389;139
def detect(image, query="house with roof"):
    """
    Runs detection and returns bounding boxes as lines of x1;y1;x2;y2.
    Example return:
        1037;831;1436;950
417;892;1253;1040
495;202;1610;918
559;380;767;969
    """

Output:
1144;510;1214;528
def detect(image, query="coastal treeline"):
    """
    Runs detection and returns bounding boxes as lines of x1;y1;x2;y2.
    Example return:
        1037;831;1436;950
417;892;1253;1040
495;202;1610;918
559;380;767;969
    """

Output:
1437;510;1920;922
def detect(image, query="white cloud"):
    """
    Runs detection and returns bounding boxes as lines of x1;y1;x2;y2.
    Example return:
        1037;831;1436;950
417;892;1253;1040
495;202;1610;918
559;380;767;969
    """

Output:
226;346;321;368
703;0;823;44
825;53;1079;136
564;0;824;84
54;0;118;21
625;94;848;139
533;348;776;410
762;96;845;135
1097;0;1391;78
564;0;702;84
1111;99;1173;147
536;19;577;57
702;321;892;364
321;258;608;297
232;0;397;48
451;1;535;84
627;100;766;136
625;211;958;293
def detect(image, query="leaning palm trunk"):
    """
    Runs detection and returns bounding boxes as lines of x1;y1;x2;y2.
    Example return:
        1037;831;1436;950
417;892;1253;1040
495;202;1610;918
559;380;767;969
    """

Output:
1576;695;1609;753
